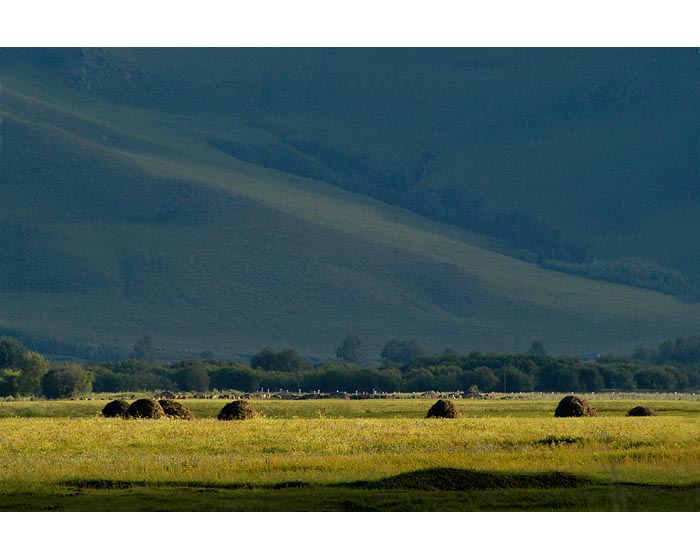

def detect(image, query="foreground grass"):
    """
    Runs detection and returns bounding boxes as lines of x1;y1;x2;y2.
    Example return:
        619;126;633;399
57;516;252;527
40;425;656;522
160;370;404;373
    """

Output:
0;397;698;511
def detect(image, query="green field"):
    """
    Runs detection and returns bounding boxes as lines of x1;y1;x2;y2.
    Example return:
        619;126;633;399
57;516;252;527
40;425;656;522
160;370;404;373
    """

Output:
1;395;698;511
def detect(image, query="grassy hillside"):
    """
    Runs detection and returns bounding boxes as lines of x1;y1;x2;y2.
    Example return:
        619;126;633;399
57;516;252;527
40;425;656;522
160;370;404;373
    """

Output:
1;49;699;359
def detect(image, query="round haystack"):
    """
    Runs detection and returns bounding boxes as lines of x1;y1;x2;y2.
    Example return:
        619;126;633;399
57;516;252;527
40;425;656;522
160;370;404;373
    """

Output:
554;395;597;417
426;399;460;418
217;400;257;421
158;399;195;420
126;398;165;419
626;405;658;417
101;399;130;418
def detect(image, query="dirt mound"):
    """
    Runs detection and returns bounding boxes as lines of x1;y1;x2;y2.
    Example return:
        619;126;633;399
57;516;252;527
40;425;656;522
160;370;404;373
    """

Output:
426;399;459;418
101;399;130;418
217;400;257;420
126;398;165;419
158;399;195;420
554;395;597;417
626;405;658;417
343;468;592;491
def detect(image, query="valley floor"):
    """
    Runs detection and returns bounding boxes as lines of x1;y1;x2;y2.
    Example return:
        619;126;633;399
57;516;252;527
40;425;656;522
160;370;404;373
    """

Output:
1;395;698;511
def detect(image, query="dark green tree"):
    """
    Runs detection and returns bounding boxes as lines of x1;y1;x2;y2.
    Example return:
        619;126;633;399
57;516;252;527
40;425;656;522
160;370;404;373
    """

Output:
133;335;156;363
0;369;21;398
381;338;425;364
174;362;210;392
275;349;305;372
579;366;604;392
251;348;305;372
40;364;94;399
336;334;363;363
18;351;50;396
250;347;277;370
460;366;499;392
500;366;536;392
209;365;260;392
0;338;26;370
528;341;546;356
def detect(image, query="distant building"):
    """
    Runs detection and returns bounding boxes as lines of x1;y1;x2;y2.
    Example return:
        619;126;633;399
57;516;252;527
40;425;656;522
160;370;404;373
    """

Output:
579;353;601;362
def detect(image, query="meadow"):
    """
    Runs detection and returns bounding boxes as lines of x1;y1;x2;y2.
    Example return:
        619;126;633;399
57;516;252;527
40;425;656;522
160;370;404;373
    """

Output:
0;394;698;511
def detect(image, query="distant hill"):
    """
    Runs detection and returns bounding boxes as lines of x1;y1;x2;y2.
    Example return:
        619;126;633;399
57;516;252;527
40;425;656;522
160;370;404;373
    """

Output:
0;48;698;359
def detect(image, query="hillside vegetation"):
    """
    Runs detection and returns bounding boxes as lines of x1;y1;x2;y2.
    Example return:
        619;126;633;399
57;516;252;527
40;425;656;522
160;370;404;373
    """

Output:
0;48;698;358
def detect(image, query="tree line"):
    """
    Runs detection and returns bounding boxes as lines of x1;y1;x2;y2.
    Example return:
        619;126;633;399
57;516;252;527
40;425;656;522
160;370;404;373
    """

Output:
2;334;699;399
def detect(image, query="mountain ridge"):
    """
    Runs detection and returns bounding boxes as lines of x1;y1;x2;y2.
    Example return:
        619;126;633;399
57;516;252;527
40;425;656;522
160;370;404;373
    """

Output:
1;48;698;359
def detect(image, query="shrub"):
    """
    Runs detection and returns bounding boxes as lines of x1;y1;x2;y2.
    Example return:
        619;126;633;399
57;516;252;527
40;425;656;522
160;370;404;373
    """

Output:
158;399;195;420
101;399;130;418
40;364;94;399
126;398;165;419
217;400;257;420
426;399;459;418
554;395;597;417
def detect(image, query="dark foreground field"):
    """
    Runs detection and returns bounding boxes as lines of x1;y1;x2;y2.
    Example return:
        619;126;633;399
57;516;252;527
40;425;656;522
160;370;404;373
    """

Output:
1;395;698;511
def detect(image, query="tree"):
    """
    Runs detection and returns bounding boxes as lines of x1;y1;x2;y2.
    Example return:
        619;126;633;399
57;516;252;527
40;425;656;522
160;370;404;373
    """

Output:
578;366;604;392
133;335;156;363
336;334;363;363
251;347;277;371
40;364;94;399
460;366;498;392
209;366;260;392
251;348;305;372
500;366;536;392
0;369;21;398
634;367;677;391
403;369;435;392
275;349;305;372
528;341;546;356
381;338;425;364
174;362;211;392
0;338;26;370
17;351;50;396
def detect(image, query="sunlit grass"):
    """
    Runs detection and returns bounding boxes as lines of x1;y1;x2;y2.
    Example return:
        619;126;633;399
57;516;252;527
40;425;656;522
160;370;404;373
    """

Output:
1;398;698;491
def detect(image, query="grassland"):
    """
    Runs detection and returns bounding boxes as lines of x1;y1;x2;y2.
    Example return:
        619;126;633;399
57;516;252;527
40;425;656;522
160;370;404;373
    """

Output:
1;395;698;511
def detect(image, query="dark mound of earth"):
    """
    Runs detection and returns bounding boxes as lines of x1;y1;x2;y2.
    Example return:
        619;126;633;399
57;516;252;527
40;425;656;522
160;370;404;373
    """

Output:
101;399;130;418
626;405;658;417
126;398;165;419
217;400;257;420
426;399;459;418
554;395;597;417
158;399;195;419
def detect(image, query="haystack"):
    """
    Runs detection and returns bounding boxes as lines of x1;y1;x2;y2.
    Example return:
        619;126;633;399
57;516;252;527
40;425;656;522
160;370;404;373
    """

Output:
101;399;130;418
626;405;657;417
126;398;165;419
217;400;257;420
554;395;597;417
426;399;459;418
158;399;195;420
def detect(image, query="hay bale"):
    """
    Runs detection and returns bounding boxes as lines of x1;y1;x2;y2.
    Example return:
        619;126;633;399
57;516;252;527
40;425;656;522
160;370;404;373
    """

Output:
554;395;597;417
426;399;460;418
158;399;195;420
126;398;165;419
626;405;658;417
101;399;130;418
217;400;257;421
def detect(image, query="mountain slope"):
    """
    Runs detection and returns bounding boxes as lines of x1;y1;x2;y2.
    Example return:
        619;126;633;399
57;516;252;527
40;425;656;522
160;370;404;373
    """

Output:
0;48;698;358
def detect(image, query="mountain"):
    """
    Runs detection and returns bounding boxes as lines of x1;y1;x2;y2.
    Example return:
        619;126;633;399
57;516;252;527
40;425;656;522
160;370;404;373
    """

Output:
0;48;698;359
